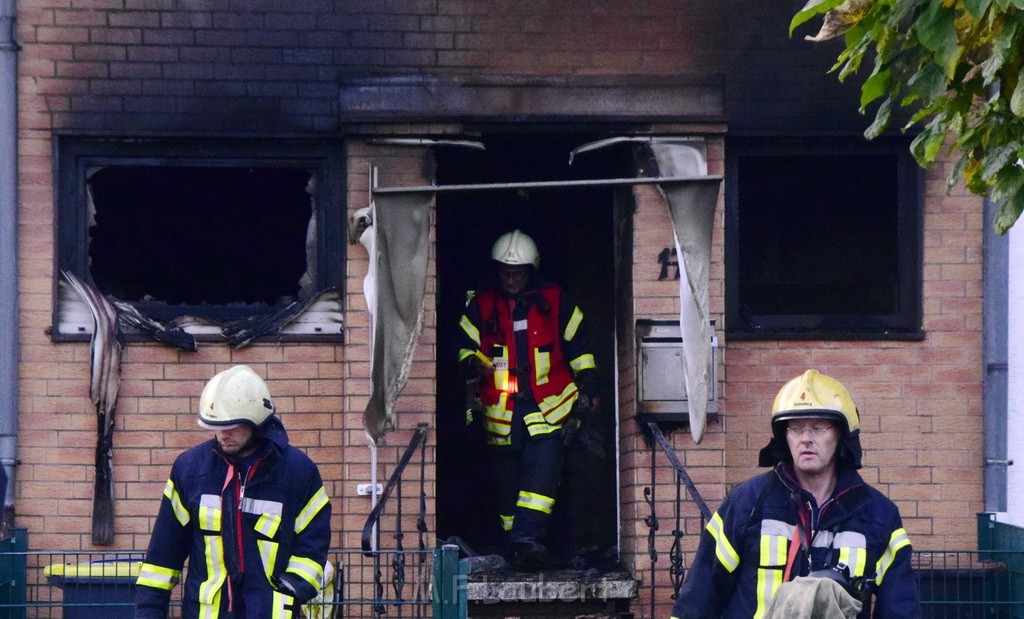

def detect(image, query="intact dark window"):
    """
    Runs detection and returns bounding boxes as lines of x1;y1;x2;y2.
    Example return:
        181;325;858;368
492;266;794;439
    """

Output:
54;137;345;341
725;137;922;339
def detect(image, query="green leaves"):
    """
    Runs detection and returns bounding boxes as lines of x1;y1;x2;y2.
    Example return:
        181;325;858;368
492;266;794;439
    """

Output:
790;0;846;35
795;0;1024;233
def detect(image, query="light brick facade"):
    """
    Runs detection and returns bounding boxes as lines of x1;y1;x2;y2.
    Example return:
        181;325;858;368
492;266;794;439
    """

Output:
10;1;985;617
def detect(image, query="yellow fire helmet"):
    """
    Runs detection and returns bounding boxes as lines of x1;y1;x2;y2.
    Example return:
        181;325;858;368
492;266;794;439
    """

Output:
197;364;276;430
759;369;863;469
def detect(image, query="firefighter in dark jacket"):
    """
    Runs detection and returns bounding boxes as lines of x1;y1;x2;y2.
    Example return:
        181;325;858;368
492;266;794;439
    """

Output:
135;364;331;619
671;370;921;619
456;229;599;571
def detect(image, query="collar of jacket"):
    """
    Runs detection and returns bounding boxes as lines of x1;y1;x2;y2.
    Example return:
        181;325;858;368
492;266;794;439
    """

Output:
774;464;869;522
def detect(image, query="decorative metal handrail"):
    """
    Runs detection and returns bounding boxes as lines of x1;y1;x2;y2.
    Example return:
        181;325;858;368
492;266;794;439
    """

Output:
360;422;430;617
645;421;713;616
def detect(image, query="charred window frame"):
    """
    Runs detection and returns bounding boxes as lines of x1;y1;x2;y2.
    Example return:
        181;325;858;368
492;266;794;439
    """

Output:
53;136;346;342
725;136;923;340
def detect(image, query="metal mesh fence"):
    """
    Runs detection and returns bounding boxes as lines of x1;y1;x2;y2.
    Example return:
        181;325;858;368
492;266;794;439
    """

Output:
913;550;1024;619
0;548;434;618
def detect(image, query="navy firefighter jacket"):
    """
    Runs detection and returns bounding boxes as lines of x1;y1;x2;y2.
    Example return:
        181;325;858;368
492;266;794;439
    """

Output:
671;464;921;619
135;417;331;619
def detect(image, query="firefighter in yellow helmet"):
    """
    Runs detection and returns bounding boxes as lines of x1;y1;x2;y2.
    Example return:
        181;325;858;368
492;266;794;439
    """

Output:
136;365;332;618
455;230;600;571
671;370;921;619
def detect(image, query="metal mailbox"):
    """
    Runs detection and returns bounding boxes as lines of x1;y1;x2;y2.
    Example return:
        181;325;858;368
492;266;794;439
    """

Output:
636;319;718;422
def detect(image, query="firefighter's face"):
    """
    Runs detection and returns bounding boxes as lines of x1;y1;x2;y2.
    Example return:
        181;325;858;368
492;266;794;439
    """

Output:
214;424;256;457
785;418;839;478
497;264;531;297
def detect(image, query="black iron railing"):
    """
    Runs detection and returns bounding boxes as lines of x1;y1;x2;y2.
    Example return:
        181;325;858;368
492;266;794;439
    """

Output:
361;422;431;618
644;421;711;618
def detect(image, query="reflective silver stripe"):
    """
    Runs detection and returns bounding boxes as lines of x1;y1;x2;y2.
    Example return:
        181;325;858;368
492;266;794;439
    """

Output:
513;319;527;331
294;486;329;534
517;491;555;514
241;497;283;517
198;535;227;606
811;530;834;548
563;307;584;341
287;555;324;590
137;563;180;590
258;539;280;582
569;353;596;372
272;589;293;619
199;494;222;532
760;519;794;538
834;531;868;576
707;512;740;573
875;527;911;585
256;512;283;538
164;479;190;527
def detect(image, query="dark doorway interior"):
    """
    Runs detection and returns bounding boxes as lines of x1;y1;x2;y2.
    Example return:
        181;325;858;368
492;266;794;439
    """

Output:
434;130;623;567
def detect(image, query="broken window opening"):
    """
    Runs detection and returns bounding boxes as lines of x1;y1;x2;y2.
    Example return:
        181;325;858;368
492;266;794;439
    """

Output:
54;137;346;341
725;136;922;339
87;166;316;308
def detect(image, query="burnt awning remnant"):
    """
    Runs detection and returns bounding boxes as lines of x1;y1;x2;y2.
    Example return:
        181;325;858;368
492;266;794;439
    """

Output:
62;270;122;546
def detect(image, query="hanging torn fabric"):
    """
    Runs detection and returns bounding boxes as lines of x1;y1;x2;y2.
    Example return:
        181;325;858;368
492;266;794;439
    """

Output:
62;270;122;545
570;136;721;443
359;191;432;441
646;139;721;443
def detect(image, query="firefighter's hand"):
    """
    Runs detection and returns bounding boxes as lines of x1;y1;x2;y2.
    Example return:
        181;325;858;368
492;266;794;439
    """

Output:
563;416;582;446
577;394;600;413
476;358;495;377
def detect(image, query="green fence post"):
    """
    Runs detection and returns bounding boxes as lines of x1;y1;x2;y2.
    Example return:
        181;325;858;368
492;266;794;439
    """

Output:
433;544;464;619
0;528;27;619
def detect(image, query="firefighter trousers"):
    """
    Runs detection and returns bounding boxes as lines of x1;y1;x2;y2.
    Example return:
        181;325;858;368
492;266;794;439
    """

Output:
489;397;564;546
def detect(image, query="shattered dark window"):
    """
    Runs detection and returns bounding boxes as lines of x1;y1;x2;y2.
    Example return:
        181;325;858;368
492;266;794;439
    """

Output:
725;137;922;339
54;138;345;341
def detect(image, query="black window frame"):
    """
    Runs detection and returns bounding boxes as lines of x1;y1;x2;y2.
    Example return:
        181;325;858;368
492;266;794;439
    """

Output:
53;135;347;343
724;135;923;340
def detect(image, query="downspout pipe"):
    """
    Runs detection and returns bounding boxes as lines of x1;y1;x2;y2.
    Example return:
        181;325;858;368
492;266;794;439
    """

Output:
0;0;19;536
983;195;1010;512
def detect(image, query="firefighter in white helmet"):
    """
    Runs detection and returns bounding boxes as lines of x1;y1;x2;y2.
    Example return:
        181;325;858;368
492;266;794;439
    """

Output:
136;365;332;619
455;229;600;571
671;370;921;618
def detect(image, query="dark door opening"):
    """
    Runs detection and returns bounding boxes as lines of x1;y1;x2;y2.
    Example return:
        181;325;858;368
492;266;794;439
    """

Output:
435;130;623;567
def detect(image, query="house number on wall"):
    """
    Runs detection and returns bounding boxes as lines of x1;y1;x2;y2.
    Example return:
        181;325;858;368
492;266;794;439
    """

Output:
657;247;680;281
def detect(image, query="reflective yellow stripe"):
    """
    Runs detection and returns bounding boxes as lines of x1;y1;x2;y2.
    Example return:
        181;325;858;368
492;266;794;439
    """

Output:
258;539;280;582
500;514;514;532
256;512;282;538
164;479;190;527
563;307;584;341
707;512;740;573
198;535;227;607
835;531;868;577
537;383;578;427
272;589;294;619
198;494;222;532
287;555;325;590
459;315;480;345
755;528;789;619
136;563;180;590
199;588;221;619
534;348;551;385
517;491;555;515
294;486;329;534
458;348;476;363
875;527;910;585
569;353;596;372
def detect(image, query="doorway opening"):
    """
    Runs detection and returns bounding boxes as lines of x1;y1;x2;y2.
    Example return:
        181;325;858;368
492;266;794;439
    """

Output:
434;129;625;568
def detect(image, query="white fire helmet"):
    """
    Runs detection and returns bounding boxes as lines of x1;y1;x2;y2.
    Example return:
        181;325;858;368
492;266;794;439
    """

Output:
197;365;275;430
491;229;540;268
